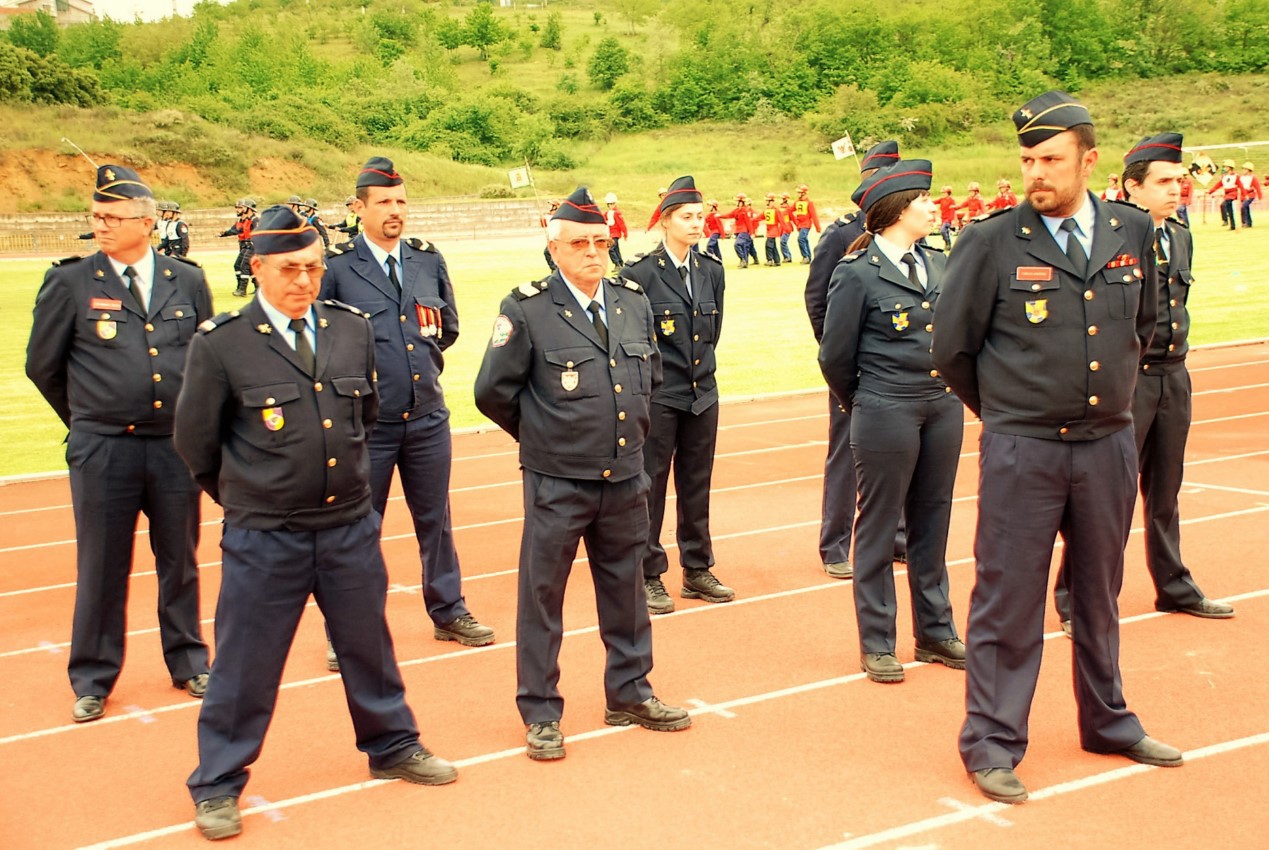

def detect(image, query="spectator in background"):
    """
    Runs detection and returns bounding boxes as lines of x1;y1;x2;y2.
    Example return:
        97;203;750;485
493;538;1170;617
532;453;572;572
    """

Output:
1237;162;1261;228
605;192;629;270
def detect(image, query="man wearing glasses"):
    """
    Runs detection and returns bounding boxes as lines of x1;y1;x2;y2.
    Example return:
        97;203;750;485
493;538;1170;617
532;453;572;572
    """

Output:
26;165;213;723
175;205;456;841
320;157;493;673
476;188;692;762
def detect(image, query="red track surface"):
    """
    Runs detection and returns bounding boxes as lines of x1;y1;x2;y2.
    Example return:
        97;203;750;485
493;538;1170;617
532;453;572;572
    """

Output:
1;342;1267;850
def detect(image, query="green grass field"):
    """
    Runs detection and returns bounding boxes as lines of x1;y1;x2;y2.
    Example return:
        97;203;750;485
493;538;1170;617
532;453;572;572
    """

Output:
2;217;1266;478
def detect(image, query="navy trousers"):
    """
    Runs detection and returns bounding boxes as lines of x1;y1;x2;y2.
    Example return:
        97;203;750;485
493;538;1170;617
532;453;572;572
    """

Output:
367;409;469;625
641;401;719;578
960;428;1146;772
819;396;856;566
850;392;962;653
188;513;421;802
66;431;207;697
516;470;654;724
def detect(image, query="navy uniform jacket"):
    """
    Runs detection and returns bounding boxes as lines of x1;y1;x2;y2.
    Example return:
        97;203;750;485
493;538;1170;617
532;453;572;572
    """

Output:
26;250;213;435
320;236;458;423
1140;214;1193;372
932;194;1158;441
174;298;378;531
172;221;190;258
474;273;662;482
804;212;864;342
619;244;723;414
819;245;949;410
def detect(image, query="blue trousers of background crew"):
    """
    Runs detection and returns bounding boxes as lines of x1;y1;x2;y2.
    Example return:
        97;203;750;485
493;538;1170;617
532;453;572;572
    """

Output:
66;431;207;697
798;228;812;260
706;234;722;262
367;409;469;626
959;428;1146;772
515;470;655;724
734;232;753;263
849;392;962;653
188;513;421;802
780;233;792;262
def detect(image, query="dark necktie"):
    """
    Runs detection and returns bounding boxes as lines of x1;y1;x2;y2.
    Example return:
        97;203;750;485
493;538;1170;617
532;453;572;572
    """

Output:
901;252;921;289
1155;226;1169;268
123;265;145;313
678;264;691;297
386;255;402;295
289;318;315;375
588;300;609;349
1060;218;1088;278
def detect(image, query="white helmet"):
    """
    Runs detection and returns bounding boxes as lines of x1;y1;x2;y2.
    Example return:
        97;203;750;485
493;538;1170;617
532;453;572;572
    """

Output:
604;192;618;204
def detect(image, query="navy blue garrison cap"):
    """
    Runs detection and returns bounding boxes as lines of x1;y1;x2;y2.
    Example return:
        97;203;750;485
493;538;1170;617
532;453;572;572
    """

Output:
855;160;934;213
356;156;404;189
1124;132;1183;165
93;165;153;203
251;205;320;255
648;175;703;228
1014;91;1094;148
551;187;607;225
859;141;900;173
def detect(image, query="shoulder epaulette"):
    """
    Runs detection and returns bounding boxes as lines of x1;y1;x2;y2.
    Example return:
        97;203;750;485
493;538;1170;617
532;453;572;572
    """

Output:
322;298;370;317
52;255;84;268
513;279;548;300
171;255;202;268
837;211;858;226
1165;214;1188;229
198;310;242;334
1108;198;1142;210
969;207;1012;226
405;237;435;253
843;250;866;263
619;277;644;293
623;252;650;267
697;250;722;265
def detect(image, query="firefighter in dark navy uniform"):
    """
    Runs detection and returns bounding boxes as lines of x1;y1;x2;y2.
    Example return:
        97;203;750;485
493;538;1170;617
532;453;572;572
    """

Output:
1053;133;1234;632
220;198;258;297
176;205;457;841
932;91;1184;805
26;165;212;725
819;160;965;686
320;157;493;673
169;202;191;258
805;140;908;581
620;176;732;615
475;187;691;763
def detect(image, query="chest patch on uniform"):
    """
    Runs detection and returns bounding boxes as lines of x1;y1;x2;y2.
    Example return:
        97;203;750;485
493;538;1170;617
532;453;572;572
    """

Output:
262;407;285;431
490;314;513;348
660;317;676;336
96;320;118;340
561;369;579;392
892;312;909;331
1026;299;1048;324
1015;266;1052;281
90;297;123;311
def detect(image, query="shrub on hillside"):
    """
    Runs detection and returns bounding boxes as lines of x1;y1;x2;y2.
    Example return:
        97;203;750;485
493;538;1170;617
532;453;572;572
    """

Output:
479;184;515;198
588;37;630;91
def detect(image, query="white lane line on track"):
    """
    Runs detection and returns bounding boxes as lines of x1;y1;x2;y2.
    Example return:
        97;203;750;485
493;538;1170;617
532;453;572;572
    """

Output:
813;731;1269;850
1184;482;1269;498
1193;382;1269;395
69;590;1269;850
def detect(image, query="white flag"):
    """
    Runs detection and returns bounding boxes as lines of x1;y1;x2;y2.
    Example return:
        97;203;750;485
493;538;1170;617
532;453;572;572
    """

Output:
508;167;532;189
831;134;855;160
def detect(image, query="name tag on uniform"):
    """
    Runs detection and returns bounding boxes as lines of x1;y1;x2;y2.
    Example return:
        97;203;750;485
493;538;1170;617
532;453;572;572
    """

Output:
1015;266;1052;281
90;298;124;311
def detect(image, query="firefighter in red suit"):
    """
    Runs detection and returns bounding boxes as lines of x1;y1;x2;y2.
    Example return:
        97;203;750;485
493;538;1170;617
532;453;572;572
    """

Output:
1207;160;1239;230
778;193;796;263
1237;162;1261;228
986;179;1018;211
758;193;784;266
704;200;725;262
955;183;986;221
604;192;629;268
792;185;821;263
935;186;958;249
720;195;757;269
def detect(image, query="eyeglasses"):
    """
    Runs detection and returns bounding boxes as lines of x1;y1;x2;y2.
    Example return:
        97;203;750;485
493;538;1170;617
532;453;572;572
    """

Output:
91;213;147;229
562;237;614;252
260;259;326;282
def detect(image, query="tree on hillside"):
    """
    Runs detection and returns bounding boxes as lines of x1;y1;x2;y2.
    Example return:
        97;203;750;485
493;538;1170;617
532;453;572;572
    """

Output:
6;10;59;58
588;37;630;90
58;18;124;70
0;40;101;107
463;3;509;61
435;18;464;53
611;0;658;35
540;12;562;50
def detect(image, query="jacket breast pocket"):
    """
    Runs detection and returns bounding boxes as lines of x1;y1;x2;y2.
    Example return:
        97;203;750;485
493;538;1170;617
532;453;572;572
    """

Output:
160;303;197;343
621;341;654;395
697;299;720;344
543;347;600;403
652;302;687;344
1008;276;1061;328
82;307;129;348
331;375;372;436
239;382;302;447
1102;265;1143;320
362;302;397;343
874;296;919;338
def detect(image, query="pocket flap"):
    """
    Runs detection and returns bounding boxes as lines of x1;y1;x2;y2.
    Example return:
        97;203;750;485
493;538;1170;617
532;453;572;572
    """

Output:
544;347;596;367
160;303;195;321
875;296;918;312
331;376;372;398
620;341;653;360
241;382;301;407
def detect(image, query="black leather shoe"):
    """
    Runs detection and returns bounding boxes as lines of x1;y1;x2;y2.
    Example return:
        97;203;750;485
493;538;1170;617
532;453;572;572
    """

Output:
823;561;853;580
860;652;905;683
681;568;735;603
915;638;967;670
371;747;458;785
644;578;675;615
1114;735;1184;767
175;673;209;698
969;768;1028;803
194;796;242;840
526;721;565;760
604;696;692;731
434;613;496;647
1061;620;1073;639
1163;598;1235;619
72;695;105;723
326;640;340;672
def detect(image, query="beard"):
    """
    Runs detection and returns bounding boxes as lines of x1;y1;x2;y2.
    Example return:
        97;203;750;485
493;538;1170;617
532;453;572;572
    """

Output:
1025;181;1084;215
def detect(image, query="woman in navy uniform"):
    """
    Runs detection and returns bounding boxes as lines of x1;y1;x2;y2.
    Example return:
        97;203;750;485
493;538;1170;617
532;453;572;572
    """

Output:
620;176;732;615
818;161;965;685
176;206;456;841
